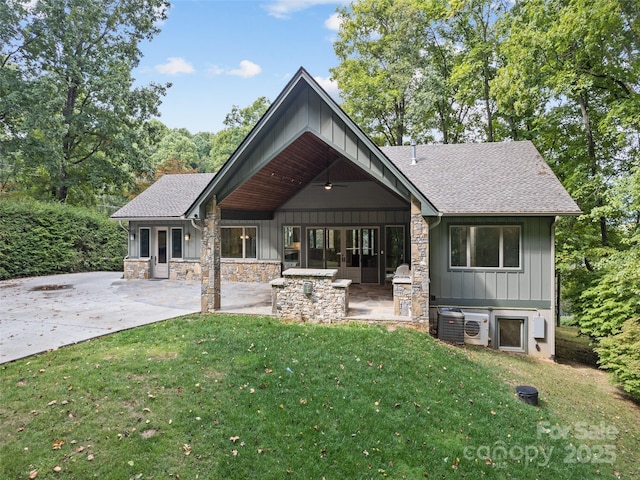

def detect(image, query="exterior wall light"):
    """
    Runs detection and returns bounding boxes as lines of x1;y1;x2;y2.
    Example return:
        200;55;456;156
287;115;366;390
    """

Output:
130;232;136;241
184;232;191;241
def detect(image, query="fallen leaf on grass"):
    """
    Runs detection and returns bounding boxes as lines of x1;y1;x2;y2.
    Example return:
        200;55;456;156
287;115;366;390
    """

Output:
47;400;57;407
87;454;94;461
183;444;191;455
29;470;38;479
52;439;65;450
53;466;62;472
231;449;238;456
229;436;240;443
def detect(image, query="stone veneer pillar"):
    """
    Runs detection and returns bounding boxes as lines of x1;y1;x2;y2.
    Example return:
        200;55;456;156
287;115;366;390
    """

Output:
201;198;221;312
410;196;429;323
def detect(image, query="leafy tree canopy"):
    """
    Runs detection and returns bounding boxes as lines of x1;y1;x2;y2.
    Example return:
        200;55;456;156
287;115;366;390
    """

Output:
0;0;170;205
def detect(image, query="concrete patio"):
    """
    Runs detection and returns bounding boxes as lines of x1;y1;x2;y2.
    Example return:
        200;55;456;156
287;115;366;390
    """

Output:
1;272;405;364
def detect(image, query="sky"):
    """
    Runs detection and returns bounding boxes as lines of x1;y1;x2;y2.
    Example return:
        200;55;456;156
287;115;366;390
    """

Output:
133;0;348;134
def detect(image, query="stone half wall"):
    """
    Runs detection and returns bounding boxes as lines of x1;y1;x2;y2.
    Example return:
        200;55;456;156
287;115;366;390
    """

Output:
271;268;351;323
221;259;282;283
169;259;202;281
123;258;280;283
124;259;150;279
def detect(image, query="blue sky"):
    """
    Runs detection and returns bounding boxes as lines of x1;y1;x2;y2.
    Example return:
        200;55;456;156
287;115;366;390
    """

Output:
134;0;347;134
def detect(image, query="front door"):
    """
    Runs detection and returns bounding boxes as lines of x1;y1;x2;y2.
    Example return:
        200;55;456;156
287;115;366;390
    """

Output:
306;227;379;284
153;227;169;279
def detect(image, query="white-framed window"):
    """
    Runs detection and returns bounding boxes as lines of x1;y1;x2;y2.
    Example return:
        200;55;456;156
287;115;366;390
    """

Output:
497;316;527;353
171;228;183;259
450;225;521;269
221;226;257;259
139;228;150;258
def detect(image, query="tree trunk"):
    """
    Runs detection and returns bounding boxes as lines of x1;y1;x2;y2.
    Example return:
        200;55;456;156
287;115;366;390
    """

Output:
483;61;494;142
579;92;608;246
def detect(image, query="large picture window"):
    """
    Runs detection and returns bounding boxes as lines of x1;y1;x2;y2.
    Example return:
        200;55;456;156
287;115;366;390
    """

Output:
450;225;521;269
222;227;257;259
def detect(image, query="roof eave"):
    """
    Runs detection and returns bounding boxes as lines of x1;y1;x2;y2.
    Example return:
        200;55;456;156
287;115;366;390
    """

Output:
109;216;187;222
439;210;582;217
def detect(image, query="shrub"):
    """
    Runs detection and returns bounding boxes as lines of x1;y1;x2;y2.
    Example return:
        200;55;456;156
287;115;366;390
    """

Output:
0;198;126;279
597;318;640;401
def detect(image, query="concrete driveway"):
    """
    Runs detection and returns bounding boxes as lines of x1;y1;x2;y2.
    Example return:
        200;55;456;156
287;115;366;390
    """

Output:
0;272;201;364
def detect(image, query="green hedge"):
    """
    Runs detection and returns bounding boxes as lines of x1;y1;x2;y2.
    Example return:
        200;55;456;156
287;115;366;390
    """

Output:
0;198;126;280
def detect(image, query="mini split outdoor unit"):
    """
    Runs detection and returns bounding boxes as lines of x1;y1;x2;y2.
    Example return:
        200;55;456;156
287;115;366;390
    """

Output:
463;313;490;347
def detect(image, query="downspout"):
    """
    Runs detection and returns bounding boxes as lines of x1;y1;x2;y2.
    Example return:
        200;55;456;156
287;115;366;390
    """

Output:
425;212;443;308
552;216;560;328
118;220;130;260
191;218;202;232
429;212;443;231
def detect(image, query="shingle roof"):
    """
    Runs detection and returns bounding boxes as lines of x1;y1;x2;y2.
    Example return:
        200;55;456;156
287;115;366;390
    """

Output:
111;173;216;219
381;141;581;215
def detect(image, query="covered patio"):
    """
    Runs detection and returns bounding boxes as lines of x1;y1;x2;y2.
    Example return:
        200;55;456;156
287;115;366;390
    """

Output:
219;281;403;322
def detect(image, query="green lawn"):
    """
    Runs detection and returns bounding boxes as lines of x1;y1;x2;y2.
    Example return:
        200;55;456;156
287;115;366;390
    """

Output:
1;316;636;479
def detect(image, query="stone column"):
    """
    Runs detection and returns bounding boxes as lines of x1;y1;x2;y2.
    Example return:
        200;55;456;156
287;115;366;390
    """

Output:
410;196;429;323
201;198;221;312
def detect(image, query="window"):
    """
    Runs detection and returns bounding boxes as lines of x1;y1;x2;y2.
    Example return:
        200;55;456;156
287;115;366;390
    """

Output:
497;317;526;352
171;228;183;259
385;226;405;271
283;226;301;267
221;227;257;259
450;225;521;269
140;228;150;258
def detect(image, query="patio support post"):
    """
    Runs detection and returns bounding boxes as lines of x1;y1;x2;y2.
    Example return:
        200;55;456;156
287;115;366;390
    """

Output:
201;197;221;312
410;196;429;323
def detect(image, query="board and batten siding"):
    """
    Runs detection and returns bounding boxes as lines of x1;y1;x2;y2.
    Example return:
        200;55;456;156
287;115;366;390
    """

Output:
222;209;410;265
429;216;555;309
128;220;201;260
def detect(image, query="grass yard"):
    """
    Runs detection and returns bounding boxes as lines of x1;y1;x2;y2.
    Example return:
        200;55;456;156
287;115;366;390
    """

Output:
1;315;638;479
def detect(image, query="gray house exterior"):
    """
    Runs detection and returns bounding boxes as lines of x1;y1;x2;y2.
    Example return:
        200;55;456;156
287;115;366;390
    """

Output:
112;67;580;359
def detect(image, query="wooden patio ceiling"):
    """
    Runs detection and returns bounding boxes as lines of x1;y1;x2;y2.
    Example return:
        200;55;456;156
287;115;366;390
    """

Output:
219;132;372;212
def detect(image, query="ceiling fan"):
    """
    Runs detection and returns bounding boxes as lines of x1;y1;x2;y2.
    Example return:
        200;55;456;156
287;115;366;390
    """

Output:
314;151;347;190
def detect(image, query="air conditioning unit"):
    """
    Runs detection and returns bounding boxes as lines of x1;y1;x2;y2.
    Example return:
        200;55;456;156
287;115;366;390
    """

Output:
463;313;490;347
437;308;465;344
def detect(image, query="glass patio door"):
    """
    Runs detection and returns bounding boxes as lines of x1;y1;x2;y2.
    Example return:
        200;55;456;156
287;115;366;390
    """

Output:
306;227;379;284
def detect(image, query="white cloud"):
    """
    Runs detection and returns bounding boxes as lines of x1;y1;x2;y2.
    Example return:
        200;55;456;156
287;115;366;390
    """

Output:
324;12;342;31
155;57;195;75
229;60;262;78
208;60;262;78
265;0;347;19
314;76;340;101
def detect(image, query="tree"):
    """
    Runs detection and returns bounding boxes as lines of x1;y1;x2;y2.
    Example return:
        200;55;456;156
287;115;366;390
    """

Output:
0;0;170;205
331;0;428;145
496;0;639;247
150;130;200;173
208;97;270;171
446;0;510;142
332;0;509;145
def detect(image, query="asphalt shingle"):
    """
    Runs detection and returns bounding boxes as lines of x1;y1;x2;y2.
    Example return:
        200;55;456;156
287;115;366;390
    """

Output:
111;173;215;219
381;141;581;215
